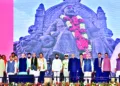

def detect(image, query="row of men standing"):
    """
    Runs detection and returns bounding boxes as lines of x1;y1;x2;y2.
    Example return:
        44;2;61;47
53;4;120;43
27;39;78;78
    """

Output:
0;53;47;84
52;52;120;85
0;52;120;85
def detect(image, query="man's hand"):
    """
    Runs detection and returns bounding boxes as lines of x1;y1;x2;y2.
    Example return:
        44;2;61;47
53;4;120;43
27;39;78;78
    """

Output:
60;69;63;73
38;67;41;70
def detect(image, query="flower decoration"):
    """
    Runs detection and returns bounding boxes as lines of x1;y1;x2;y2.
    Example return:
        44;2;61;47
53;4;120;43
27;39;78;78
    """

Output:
60;14;92;54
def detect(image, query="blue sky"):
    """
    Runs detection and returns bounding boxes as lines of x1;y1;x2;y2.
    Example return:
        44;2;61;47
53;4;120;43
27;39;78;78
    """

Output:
14;0;120;41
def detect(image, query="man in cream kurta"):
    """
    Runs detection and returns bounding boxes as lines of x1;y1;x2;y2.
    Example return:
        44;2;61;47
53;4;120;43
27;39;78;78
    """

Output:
0;56;5;83
62;54;69;82
38;53;47;84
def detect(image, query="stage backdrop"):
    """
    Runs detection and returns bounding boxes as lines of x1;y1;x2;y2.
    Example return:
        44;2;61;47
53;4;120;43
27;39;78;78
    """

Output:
14;0;120;71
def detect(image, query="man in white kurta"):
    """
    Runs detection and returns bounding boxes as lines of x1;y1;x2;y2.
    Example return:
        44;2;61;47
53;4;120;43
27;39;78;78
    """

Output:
62;54;69;82
27;53;31;74
0;56;5;83
52;54;62;84
82;53;93;85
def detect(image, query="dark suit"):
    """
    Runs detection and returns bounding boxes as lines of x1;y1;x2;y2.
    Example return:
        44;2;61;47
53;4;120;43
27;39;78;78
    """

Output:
68;57;79;83
94;58;103;83
78;58;84;82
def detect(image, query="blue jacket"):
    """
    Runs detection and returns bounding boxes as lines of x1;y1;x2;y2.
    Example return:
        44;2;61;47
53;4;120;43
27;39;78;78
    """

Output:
84;59;92;72
7;61;15;73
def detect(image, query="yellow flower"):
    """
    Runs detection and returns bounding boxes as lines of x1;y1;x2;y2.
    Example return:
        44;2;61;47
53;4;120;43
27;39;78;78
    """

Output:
111;78;115;82
80;23;85;29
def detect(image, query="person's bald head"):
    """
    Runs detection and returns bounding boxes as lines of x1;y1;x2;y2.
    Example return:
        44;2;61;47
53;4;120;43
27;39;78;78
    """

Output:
21;53;26;58
71;54;75;58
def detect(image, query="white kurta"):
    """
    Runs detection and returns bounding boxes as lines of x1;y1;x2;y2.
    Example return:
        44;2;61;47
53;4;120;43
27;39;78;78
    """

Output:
52;59;62;72
27;58;31;70
52;58;62;83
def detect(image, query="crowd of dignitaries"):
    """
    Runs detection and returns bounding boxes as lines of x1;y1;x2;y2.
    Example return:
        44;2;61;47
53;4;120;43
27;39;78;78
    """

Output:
0;52;120;85
0;52;47;84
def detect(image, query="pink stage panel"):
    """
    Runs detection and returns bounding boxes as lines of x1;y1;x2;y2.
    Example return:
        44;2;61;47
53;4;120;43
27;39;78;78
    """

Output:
0;0;13;59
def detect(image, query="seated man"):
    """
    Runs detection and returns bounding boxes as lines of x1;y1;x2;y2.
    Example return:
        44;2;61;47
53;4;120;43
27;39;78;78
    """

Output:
18;53;27;75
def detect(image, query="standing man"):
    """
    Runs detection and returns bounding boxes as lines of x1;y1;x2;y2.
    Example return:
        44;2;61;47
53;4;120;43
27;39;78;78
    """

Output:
6;56;16;82
115;53;120;82
30;53;39;84
0;55;5;83
83;53;93;85
38;53;47;84
78;53;84;82
102;53;111;83
31;53;38;71
18;53;27;75
68;54;79;85
94;53;103;83
52;54;62;85
27;53;32;74
62;54;69;84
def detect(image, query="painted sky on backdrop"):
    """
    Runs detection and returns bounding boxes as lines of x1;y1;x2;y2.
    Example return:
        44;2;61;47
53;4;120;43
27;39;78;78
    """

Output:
14;0;120;41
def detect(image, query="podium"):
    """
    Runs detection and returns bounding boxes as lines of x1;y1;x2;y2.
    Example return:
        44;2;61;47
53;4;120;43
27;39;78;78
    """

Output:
9;75;34;83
